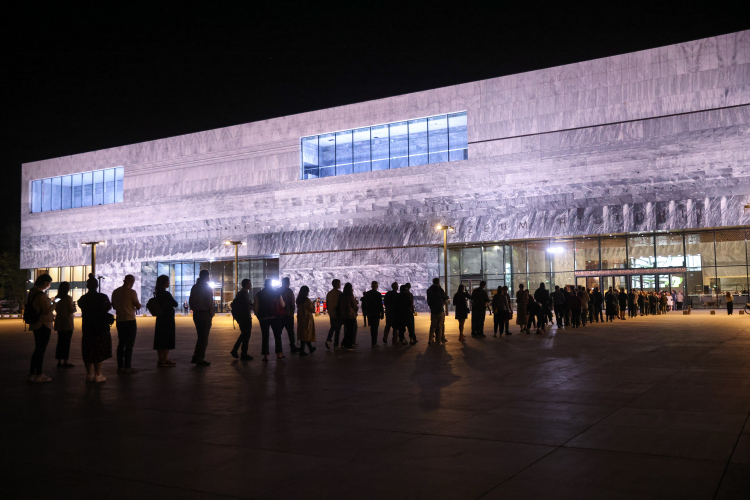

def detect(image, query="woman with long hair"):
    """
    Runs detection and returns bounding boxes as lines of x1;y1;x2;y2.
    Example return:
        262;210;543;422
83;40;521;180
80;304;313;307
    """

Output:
53;281;76;368
78;275;112;382
296;285;316;356
153;274;178;366
453;284;471;341
337;282;359;350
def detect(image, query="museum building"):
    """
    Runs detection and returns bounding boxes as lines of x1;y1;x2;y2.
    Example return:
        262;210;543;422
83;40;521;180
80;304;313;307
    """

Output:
21;31;750;310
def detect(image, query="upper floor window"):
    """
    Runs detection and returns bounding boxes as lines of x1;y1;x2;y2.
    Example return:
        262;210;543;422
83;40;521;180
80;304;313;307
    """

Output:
300;111;467;180
30;167;124;213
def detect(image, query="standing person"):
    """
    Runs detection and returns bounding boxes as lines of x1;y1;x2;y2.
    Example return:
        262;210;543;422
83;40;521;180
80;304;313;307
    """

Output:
325;279;342;350
618;287;628;320
569;291;582;328
579;286;590;326
592;287;604;322
111;274;142;374
470;281;490;338
26;273;54;382
152;274;177;367
279;277;300;354
338;282;359;350
398;283;417;345
254;278;286;362
533;283;550;330
676;290;684;311
491;286;503;337
660;292;668;314
670;290;677;311
53;281;76;369
296;286;316;356
364;281;384;347
78;275;113;383
637;291;646;316
189;269;215;366
604;287;616;322
453;284;471;341
561;285;572;327
361;291;368;328
426;277;449;344
230;279;254;360
499;286;512;335
516;284;529;334
551;285;565;327
382;282;399;345
628;289;637;318
526;295;538;333
726;291;734;315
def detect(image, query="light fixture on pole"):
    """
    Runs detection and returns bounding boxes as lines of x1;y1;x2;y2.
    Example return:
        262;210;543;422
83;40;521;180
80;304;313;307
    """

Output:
224;240;246;295
81;241;105;281
436;225;455;315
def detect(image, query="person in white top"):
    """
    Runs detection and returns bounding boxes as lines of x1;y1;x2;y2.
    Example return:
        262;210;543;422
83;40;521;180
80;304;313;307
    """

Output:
27;274;55;382
111;275;142;374
676;291;684;310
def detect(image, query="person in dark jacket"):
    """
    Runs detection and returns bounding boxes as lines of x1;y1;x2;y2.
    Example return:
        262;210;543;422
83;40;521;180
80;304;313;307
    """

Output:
426;278;449;344
453;284;471;342
470;281;490;338
618;287;628;320
569;292;582;328
638;291;646;316
188;269;215;366
551;285;565;327
78;275;113;383
526;295;538;333
363;281;384;347
382;282;399;345
397;283;417;345
604;287;616;322
533;283;550;330
338;282;360;350
230;279;254;360
592;287;604;322
254;279;286;362
153;274;178;367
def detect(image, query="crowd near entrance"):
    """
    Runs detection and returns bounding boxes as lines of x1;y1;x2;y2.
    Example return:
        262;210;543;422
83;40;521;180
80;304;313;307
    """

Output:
440;229;750;310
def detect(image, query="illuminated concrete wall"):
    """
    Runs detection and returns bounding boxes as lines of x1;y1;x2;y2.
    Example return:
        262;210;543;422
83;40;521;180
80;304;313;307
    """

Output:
20;31;750;305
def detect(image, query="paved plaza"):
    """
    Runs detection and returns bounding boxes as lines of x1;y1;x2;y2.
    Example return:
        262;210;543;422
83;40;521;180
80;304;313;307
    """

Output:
1;310;749;499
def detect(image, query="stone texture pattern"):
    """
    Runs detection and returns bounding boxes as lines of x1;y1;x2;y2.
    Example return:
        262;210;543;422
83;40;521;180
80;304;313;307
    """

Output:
19;31;750;308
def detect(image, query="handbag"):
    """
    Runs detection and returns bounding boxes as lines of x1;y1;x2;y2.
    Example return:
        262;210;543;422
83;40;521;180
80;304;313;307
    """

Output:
146;296;162;317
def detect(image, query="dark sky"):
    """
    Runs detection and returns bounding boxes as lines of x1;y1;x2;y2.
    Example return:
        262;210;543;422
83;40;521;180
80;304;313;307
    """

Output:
4;2;748;249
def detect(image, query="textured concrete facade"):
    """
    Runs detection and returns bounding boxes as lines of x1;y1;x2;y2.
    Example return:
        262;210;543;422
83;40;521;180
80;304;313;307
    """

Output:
20;31;750;302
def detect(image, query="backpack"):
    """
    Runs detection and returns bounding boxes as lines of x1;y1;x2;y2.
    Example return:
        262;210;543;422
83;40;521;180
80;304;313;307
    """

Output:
23;291;43;325
231;292;249;319
146;296;162;317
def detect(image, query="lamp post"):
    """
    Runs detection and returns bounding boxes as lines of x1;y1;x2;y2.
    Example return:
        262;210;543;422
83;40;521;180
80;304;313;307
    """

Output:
224;240;246;295
435;225;455;315
81;241;105;283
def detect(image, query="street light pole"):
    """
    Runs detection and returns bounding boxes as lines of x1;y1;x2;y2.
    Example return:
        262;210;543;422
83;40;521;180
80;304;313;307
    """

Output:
81;241;105;288
435;225;455;315
224;240;246;295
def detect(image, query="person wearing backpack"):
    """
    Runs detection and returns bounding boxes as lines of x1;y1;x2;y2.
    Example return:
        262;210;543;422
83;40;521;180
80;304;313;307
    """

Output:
230;279;254;360
26;273;54;383
53;281;76;369
254;278;286;362
152;274;178;367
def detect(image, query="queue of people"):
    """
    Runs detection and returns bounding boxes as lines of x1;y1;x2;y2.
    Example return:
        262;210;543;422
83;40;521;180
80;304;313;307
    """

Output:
23;271;687;383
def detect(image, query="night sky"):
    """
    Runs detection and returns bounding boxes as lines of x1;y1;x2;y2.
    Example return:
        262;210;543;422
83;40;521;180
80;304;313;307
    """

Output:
4;2;748;250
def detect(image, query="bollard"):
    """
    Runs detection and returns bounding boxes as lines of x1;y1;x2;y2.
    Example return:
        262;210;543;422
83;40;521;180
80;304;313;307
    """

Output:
710;310;716;315
739;310;745;315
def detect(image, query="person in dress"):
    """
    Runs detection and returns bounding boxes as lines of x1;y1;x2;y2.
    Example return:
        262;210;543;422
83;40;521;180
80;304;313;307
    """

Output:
153;274;178;367
515;284;529;333
296;286;317;356
453;284;471;342
78;275;113;383
54;281;76;369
